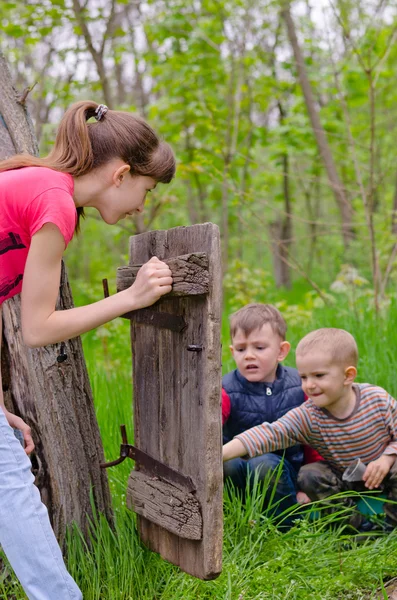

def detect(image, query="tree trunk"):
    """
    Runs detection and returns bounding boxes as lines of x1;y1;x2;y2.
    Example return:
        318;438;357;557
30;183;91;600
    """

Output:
71;0;114;107
391;168;397;235
281;4;354;248
269;218;292;289
0;52;112;543
272;101;292;289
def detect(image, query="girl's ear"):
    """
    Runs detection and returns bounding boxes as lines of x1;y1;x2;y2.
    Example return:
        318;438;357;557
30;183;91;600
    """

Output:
344;366;357;384
278;341;291;362
113;164;130;186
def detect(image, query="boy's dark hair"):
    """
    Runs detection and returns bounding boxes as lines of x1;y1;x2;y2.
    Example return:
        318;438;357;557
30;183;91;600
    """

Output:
229;303;287;340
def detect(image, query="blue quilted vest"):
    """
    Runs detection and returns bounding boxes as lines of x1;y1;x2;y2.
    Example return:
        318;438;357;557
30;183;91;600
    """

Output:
222;364;305;473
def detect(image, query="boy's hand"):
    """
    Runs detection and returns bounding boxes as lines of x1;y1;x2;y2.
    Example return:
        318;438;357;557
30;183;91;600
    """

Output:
223;438;247;462
129;257;173;308
297;491;311;504
363;454;396;489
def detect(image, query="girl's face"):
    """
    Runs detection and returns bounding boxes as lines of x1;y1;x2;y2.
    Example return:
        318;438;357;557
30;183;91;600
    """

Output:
100;171;157;225
73;161;158;225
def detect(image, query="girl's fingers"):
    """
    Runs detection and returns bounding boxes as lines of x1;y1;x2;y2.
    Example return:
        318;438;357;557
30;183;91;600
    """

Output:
159;277;173;286
24;435;35;454
155;268;172;277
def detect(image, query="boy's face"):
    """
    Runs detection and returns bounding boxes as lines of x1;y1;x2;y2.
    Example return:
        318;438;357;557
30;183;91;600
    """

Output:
296;351;356;412
230;324;290;383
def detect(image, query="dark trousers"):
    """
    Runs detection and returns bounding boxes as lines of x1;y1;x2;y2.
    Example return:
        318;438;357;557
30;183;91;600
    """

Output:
223;453;298;527
298;460;397;527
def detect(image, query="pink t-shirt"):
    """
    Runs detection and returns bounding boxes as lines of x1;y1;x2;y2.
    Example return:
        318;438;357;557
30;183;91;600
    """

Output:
0;166;77;305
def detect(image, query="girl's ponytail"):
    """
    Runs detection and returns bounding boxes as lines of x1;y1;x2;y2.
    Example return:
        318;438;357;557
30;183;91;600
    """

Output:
0;101;99;177
0;99;176;231
48;100;97;176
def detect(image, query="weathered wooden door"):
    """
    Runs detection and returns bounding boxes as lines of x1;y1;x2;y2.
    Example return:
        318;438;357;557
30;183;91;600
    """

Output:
116;223;223;580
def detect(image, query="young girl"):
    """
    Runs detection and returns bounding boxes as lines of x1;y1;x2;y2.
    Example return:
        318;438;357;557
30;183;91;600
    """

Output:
0;100;175;599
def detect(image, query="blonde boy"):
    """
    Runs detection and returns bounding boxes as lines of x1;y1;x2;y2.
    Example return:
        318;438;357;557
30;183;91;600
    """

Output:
223;328;397;529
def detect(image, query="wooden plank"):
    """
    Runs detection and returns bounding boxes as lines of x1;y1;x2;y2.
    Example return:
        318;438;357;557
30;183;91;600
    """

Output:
116;252;209;297
127;223;223;580
120;309;187;332
127;471;202;540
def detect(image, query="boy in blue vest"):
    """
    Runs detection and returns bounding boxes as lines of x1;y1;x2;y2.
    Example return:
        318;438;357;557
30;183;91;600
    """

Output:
223;303;319;523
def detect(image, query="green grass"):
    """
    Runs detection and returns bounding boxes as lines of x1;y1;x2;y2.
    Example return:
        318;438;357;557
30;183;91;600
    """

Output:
3;296;397;598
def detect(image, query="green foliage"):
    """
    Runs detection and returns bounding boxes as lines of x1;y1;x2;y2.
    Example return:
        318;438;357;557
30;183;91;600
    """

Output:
3;0;397;295
223;259;272;312
3;2;397;595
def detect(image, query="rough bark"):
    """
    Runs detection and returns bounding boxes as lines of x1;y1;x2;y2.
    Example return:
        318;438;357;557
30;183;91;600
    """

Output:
0;51;112;541
282;4;354;247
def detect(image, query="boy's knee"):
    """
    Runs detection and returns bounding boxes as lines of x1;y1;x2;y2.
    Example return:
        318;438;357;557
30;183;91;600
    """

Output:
223;457;244;480
248;453;291;484
297;464;319;494
298;462;340;498
249;452;283;472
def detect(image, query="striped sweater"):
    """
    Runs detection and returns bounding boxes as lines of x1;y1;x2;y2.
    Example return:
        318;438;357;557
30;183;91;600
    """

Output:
236;384;397;473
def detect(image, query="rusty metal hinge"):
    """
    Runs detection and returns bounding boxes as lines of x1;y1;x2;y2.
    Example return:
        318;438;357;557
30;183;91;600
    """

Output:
100;425;196;493
102;278;187;332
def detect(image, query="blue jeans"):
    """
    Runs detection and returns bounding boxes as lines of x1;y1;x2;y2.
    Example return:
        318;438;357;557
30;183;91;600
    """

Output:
0;407;82;600
224;452;299;526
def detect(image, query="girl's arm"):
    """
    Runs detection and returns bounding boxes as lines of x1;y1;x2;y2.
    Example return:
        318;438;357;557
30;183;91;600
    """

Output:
0;306;34;453
21;223;173;347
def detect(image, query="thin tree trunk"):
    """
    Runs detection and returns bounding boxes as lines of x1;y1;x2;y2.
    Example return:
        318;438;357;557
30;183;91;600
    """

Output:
221;51;244;273
392;169;397;235
269;152;292;288
281;4;354;248
184;124;205;224
71;0;115;107
0;52;112;542
274;101;292;288
269;149;292;289
237;79;254;261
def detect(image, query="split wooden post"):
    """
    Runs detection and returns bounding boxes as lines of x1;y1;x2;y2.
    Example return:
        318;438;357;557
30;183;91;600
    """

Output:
116;223;223;580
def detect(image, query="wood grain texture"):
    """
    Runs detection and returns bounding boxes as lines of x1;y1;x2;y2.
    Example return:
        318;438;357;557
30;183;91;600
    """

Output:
127;471;202;540
117;252;209;297
127;223;223;580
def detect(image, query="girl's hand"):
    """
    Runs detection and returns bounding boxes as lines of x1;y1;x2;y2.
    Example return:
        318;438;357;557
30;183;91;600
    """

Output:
3;409;35;454
363;454;396;489
129;257;173;308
